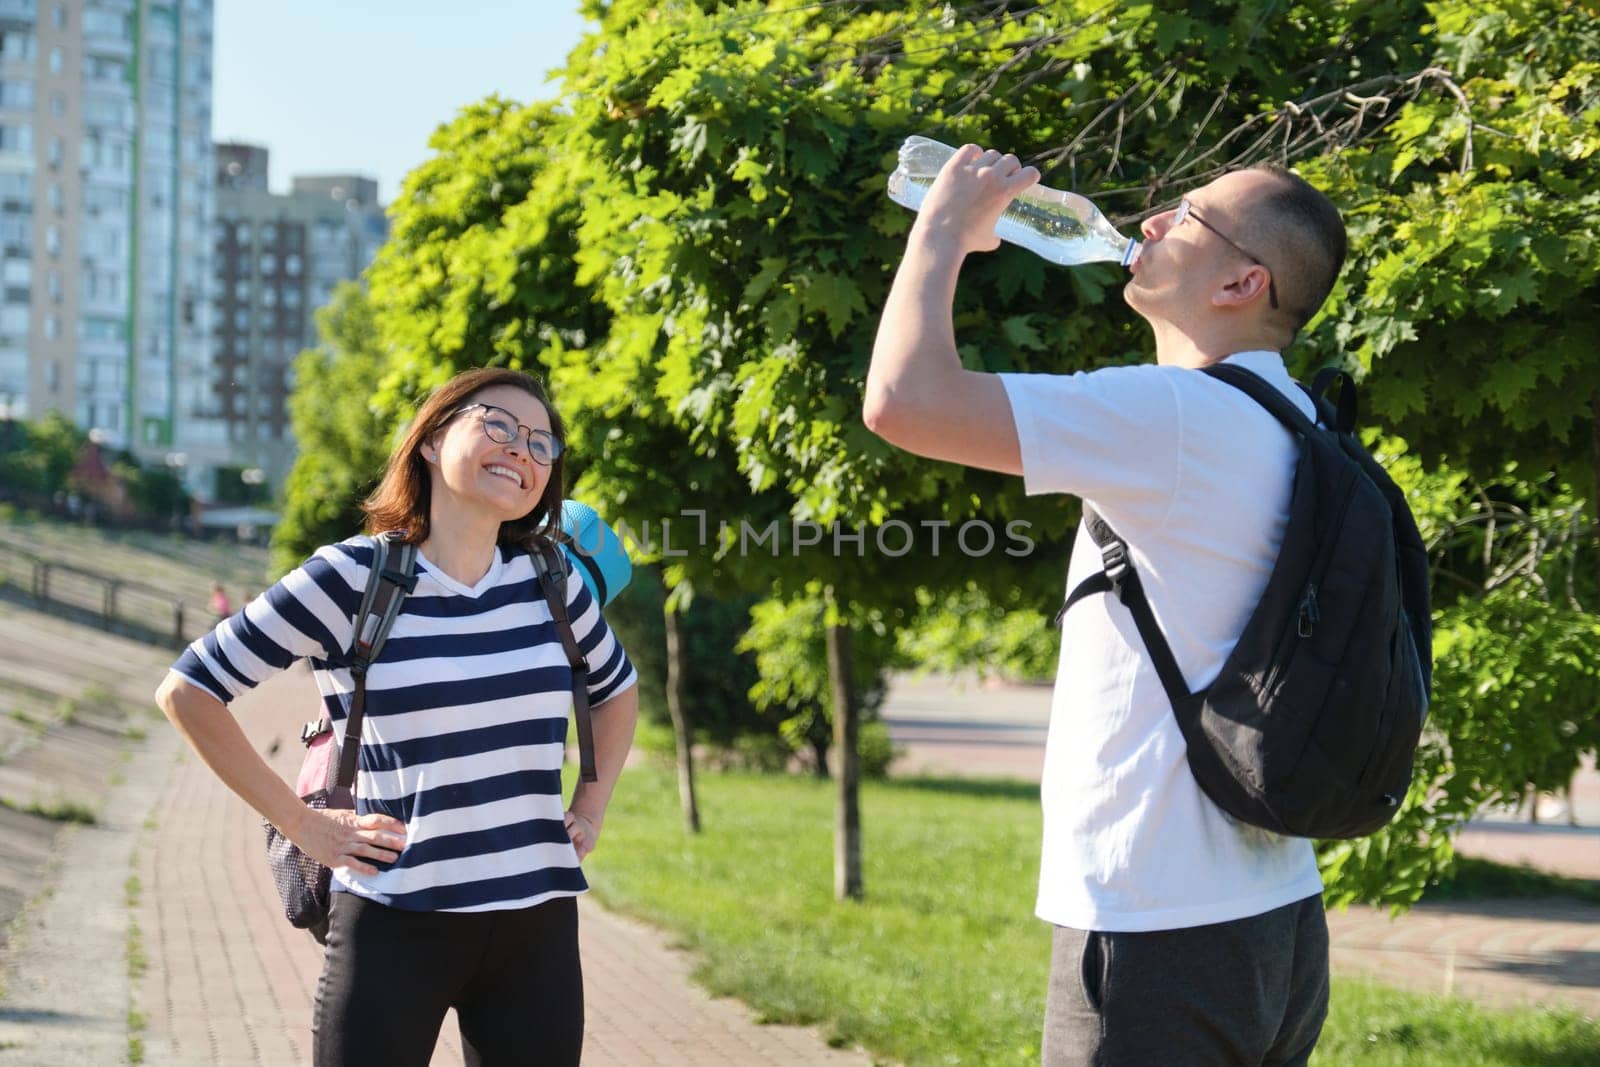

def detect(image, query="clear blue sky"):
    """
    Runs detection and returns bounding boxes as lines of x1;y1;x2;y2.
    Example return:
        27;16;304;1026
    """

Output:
211;1;591;203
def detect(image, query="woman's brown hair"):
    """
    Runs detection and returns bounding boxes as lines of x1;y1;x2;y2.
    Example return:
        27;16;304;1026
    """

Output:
362;367;567;548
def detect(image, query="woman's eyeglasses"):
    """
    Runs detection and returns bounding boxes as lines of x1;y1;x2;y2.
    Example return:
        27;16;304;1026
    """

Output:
450;403;564;467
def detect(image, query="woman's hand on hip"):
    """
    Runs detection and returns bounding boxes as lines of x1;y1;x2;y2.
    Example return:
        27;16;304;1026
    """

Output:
293;808;407;877
564;808;603;862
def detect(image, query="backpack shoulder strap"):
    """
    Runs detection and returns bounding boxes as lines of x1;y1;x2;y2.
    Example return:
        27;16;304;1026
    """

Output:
1309;367;1359;435
1200;363;1322;437
531;540;597;784
1055;509;1191;706
336;533;418;790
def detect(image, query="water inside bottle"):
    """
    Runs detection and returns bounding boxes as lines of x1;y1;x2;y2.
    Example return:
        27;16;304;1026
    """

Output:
888;165;1138;268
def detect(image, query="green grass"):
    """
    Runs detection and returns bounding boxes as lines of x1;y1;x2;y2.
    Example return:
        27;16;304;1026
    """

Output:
80;683;115;708
127;867;148;1063
7;708;44;733
1318;978;1600;1066
0;795;98;824
587;764;1600;1066
125;875;147;979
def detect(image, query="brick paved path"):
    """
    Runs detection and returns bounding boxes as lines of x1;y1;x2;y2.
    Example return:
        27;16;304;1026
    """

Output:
1326;899;1600;1016
131;665;870;1066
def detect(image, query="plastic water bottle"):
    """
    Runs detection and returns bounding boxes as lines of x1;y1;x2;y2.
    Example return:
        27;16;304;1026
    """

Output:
887;135;1140;268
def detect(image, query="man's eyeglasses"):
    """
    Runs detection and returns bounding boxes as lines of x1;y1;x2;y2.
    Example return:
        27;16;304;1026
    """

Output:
451;403;564;467
1172;199;1279;310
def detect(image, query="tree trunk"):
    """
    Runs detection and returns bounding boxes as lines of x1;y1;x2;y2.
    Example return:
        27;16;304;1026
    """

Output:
826;603;863;902
663;604;700;834
1591;394;1599;605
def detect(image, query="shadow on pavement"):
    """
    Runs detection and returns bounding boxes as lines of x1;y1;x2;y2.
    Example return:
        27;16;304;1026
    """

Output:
1481;948;1600;990
0;1008;100;1025
1418;898;1600;922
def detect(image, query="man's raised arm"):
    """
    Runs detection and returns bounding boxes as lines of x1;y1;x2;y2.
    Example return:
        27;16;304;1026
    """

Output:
862;144;1037;475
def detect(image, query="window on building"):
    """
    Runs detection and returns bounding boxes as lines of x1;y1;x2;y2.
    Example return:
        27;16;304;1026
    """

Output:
0;171;28;209
0;32;36;62
47;183;61;215
84;10;129;40
261;287;276;308
282;286;301;309
262;222;276;243
80;317;123;342
43;314;57;340
89;57;126;84
0;304;27;338
0;124;31;154
52;5;64;30
46;224;59;256
284;253;302;276
48;137;62;168
48;47;62;74
49;94;64;118
0;215;30;248
0;81;34;110
259;253;275;275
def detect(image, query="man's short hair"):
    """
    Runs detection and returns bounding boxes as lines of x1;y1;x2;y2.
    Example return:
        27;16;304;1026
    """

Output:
1247;165;1347;335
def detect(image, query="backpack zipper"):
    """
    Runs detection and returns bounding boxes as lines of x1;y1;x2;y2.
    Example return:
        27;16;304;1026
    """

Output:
1297;585;1320;637
1261;468;1358;697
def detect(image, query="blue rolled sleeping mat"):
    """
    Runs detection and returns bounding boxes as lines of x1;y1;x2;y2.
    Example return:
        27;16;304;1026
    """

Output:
558;500;632;608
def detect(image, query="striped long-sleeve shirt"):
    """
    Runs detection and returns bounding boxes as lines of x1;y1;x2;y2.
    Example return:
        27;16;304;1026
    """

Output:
173;535;637;913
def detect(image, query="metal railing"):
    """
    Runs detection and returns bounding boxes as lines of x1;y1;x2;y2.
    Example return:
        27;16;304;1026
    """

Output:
0;541;193;649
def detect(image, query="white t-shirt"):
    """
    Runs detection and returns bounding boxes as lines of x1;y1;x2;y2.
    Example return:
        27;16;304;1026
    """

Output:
1000;350;1324;933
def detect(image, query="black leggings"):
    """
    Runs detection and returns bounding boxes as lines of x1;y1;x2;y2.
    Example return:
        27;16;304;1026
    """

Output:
313;892;583;1067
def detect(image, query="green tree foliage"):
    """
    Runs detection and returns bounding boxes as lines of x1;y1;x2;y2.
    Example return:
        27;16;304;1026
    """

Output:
0;413;190;522
0;413;85;496
738;585;899;777
603;563;769;748
277;0;1600;908
111;456;189;520
1306;2;1600;510
272;283;392;575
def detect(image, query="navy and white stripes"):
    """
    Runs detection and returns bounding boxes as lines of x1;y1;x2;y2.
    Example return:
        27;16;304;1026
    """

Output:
173;536;636;913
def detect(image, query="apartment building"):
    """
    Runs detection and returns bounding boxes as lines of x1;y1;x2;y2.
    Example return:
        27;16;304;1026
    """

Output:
0;0;212;467
199;141;386;491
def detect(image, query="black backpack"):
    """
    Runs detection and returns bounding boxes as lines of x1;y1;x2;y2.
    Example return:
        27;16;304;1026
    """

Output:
1055;365;1432;839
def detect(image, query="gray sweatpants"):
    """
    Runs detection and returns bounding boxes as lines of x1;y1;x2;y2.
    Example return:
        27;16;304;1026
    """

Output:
1042;893;1329;1066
